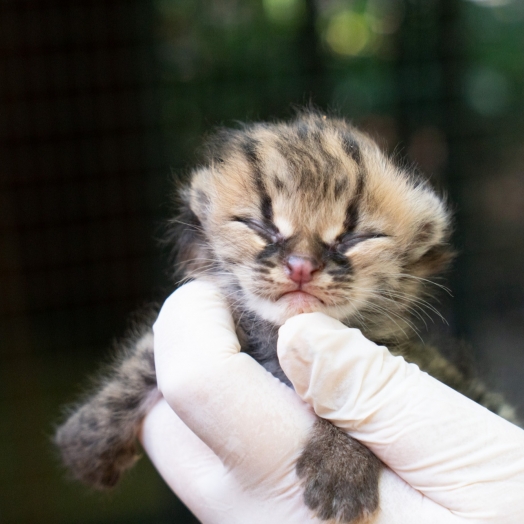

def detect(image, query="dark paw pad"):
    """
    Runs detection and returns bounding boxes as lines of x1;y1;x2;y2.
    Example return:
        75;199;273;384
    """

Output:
297;419;381;523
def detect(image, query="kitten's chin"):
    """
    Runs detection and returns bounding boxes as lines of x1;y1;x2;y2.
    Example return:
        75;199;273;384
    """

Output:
279;291;323;314
244;290;329;325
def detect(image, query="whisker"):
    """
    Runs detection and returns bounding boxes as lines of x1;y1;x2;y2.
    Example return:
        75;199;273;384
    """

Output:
392;273;453;295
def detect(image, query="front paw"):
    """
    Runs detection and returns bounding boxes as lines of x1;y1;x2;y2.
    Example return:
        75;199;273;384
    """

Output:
296;419;381;523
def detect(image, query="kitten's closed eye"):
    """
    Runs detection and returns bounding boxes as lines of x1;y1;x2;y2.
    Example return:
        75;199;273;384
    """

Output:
335;232;388;252
232;215;283;244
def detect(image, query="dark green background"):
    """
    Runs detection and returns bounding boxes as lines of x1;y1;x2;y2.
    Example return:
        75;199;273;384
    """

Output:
2;1;524;522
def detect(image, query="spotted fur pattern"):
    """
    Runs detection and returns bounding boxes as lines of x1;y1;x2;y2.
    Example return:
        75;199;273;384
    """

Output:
55;112;516;523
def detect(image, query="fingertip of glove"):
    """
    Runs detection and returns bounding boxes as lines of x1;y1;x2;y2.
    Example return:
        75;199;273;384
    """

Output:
163;280;224;312
153;280;228;336
277;313;343;359
279;312;347;335
176;279;223;301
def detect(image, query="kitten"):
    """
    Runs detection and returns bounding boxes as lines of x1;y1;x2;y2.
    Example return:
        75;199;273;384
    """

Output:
55;111;515;523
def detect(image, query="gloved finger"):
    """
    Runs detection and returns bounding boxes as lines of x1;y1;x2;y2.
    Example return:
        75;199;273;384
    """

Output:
278;312;524;523
153;280;316;492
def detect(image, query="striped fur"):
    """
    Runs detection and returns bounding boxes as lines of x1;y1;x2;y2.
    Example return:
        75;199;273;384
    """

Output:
55;112;516;523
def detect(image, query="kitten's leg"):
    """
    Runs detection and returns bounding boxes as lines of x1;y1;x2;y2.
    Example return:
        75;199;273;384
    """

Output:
54;329;158;489
297;418;381;524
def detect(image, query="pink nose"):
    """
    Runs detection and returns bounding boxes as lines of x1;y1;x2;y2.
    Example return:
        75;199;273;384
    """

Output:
285;256;321;284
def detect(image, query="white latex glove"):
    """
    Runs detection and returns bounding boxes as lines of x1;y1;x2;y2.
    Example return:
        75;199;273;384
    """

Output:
142;280;524;524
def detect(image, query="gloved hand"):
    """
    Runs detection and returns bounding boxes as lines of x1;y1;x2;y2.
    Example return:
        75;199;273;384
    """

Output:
141;280;524;524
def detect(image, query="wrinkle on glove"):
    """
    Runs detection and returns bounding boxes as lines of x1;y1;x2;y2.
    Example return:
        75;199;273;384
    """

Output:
278;313;524;523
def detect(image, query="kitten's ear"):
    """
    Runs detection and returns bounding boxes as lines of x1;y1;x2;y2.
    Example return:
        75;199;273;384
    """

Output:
412;242;455;277
186;168;213;223
408;192;455;277
410;221;455;277
168;170;213;280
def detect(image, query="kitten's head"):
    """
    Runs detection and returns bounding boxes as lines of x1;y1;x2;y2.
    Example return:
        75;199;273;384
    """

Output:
173;112;452;342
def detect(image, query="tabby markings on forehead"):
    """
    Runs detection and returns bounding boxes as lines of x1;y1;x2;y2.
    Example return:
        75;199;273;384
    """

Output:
343;167;366;232
241;137;273;222
321;178;331;199
341;134;362;165
274;177;286;192
334;178;348;197
311;133;345;173
275;140;323;190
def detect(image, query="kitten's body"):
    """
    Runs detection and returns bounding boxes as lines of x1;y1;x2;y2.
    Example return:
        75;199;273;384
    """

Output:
55;112;515;523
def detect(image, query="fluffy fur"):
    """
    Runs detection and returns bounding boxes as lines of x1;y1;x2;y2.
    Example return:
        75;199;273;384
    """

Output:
55;112;515;523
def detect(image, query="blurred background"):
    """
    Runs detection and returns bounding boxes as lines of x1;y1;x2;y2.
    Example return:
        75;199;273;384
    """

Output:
1;0;524;522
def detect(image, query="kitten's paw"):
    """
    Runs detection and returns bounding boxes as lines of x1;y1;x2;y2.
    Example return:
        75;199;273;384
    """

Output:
54;404;139;490
297;419;381;523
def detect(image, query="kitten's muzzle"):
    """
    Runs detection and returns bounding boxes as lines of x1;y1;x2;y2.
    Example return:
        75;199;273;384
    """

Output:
285;255;323;285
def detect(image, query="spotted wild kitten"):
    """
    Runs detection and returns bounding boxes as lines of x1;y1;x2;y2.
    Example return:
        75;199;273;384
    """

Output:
55;112;517;524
